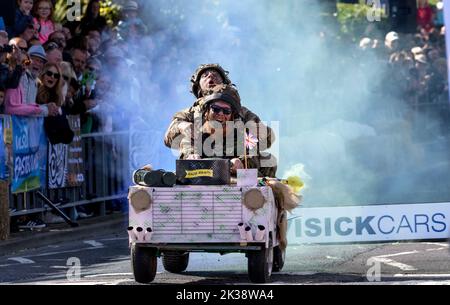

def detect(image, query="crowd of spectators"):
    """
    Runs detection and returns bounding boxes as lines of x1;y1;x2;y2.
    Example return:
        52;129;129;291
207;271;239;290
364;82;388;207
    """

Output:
357;0;448;109
0;0;149;229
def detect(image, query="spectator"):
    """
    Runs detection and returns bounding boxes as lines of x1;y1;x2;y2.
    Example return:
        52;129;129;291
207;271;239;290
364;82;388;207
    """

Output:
7;0;34;38
385;31;400;55
434;1;444;28
19;22;38;44
48;30;66;49
117;1;147;42
79;0;107;35
44;41;62;65
32;0;55;44
3;37;27;89
417;0;434;31
70;47;88;79
61;26;72;41
60;60;89;115
85;32;101;58
36;62;63;106
5;44;59;117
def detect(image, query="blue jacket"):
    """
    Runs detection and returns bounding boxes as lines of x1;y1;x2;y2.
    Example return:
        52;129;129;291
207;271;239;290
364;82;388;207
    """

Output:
7;9;33;37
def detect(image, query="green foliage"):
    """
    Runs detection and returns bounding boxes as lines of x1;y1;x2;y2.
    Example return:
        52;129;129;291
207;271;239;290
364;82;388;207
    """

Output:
100;1;122;27
54;0;121;26
336;2;386;39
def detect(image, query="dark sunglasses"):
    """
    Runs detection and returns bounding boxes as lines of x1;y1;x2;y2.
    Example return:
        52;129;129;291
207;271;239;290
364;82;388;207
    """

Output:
13;45;27;52
211;105;232;115
45;71;60;79
45;42;60;51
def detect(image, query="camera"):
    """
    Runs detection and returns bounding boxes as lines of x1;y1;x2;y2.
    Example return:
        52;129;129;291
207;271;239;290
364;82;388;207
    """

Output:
0;45;13;54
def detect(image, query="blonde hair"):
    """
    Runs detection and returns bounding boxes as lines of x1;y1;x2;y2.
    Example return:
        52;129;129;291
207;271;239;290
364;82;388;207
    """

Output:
37;63;64;106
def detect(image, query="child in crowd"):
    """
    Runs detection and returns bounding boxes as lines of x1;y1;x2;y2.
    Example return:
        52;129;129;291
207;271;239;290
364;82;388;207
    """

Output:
8;0;34;38
32;0;55;44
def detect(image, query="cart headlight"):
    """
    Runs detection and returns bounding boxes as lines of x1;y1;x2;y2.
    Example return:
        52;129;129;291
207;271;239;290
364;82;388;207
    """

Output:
242;188;266;211
129;189;152;213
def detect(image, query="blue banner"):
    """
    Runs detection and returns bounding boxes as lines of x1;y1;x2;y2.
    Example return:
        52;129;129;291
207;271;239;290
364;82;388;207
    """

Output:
11;116;45;193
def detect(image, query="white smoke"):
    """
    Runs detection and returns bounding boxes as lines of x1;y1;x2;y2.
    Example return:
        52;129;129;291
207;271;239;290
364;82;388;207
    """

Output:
112;0;450;206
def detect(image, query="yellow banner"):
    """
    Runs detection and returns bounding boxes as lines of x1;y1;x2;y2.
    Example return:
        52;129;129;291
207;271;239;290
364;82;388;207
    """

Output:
185;169;213;178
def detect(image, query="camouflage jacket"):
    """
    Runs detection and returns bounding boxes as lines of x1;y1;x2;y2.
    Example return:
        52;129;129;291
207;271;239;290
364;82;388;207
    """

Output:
164;98;275;159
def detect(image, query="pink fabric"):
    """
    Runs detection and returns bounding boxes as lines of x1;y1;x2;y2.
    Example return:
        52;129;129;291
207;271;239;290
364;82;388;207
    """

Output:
5;85;43;116
33;18;55;44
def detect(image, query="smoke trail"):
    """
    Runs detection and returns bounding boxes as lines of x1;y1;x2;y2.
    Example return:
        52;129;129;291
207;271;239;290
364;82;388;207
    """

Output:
112;0;450;207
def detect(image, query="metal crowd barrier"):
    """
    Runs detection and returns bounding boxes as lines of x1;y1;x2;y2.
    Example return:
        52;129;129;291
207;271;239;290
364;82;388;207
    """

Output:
8;130;130;220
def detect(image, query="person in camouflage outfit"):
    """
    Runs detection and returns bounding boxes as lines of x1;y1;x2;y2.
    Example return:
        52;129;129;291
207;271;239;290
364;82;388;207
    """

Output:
164;64;277;177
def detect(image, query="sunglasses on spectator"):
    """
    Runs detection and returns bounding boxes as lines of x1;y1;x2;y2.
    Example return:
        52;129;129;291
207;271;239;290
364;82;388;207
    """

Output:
46;71;60;79
13;45;27;52
211;105;232;115
45;42;60;51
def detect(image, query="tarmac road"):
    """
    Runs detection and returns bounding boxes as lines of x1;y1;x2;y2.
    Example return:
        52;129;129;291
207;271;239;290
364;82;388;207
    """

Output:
1;227;450;285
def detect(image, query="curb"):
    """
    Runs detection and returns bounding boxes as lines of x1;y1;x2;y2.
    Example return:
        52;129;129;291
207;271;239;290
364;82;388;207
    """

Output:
0;213;128;257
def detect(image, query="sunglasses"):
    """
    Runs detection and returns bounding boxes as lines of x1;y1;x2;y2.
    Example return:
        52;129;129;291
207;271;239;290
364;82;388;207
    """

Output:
45;71;60;79
13;45;27;52
211;105;232;115
45;42;60;51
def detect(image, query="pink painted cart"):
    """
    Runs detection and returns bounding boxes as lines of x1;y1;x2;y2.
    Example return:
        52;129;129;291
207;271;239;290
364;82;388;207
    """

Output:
128;184;284;283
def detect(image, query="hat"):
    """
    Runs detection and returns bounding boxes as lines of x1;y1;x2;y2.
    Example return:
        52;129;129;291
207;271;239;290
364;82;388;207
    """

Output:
385;31;399;42
28;45;47;62
123;1;138;11
202;84;241;114
359;37;372;50
411;46;423;55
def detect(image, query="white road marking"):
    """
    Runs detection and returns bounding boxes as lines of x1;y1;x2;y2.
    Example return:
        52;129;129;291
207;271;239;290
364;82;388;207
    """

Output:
25;246;104;258
372;257;417;271
326;256;339;260
84;273;133;278
83;240;104;247
424;242;449;248
7;257;35;264
376;250;419;258
426;247;447;252
394;273;450;278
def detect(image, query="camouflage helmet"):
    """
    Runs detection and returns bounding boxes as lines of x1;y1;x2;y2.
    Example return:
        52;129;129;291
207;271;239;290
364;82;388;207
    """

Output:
190;63;232;98
202;84;241;115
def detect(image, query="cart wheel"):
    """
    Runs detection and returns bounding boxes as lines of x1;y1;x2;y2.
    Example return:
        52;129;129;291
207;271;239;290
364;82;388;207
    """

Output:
162;251;189;273
131;244;157;283
272;246;285;272
247;246;273;283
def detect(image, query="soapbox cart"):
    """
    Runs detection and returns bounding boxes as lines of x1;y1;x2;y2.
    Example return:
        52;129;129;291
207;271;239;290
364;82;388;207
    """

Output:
127;183;285;283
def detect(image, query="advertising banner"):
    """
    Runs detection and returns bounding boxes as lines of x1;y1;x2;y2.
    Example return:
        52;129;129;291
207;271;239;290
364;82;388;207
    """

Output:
11;116;44;193
287;202;450;244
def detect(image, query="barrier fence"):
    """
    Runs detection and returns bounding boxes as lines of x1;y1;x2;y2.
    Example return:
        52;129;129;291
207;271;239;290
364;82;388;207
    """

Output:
0;114;130;221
